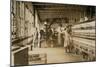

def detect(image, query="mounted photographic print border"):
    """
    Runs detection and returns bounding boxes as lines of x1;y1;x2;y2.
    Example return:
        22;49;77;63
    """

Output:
10;0;96;66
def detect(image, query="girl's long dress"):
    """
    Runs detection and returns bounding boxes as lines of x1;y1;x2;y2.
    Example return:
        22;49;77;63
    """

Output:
64;31;70;47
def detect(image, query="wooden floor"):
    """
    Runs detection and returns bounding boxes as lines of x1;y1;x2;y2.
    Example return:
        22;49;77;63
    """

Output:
29;47;85;65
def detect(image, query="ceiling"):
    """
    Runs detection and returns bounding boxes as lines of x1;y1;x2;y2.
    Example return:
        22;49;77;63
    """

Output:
32;2;90;24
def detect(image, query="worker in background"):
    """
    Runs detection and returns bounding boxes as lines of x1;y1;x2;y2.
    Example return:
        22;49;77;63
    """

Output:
57;24;64;47
63;25;70;53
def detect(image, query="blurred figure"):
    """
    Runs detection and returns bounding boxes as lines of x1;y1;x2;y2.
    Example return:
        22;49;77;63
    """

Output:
63;24;73;53
40;29;44;40
40;29;45;48
57;24;64;46
63;25;70;53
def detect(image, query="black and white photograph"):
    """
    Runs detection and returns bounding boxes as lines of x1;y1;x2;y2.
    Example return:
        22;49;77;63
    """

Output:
11;0;96;66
